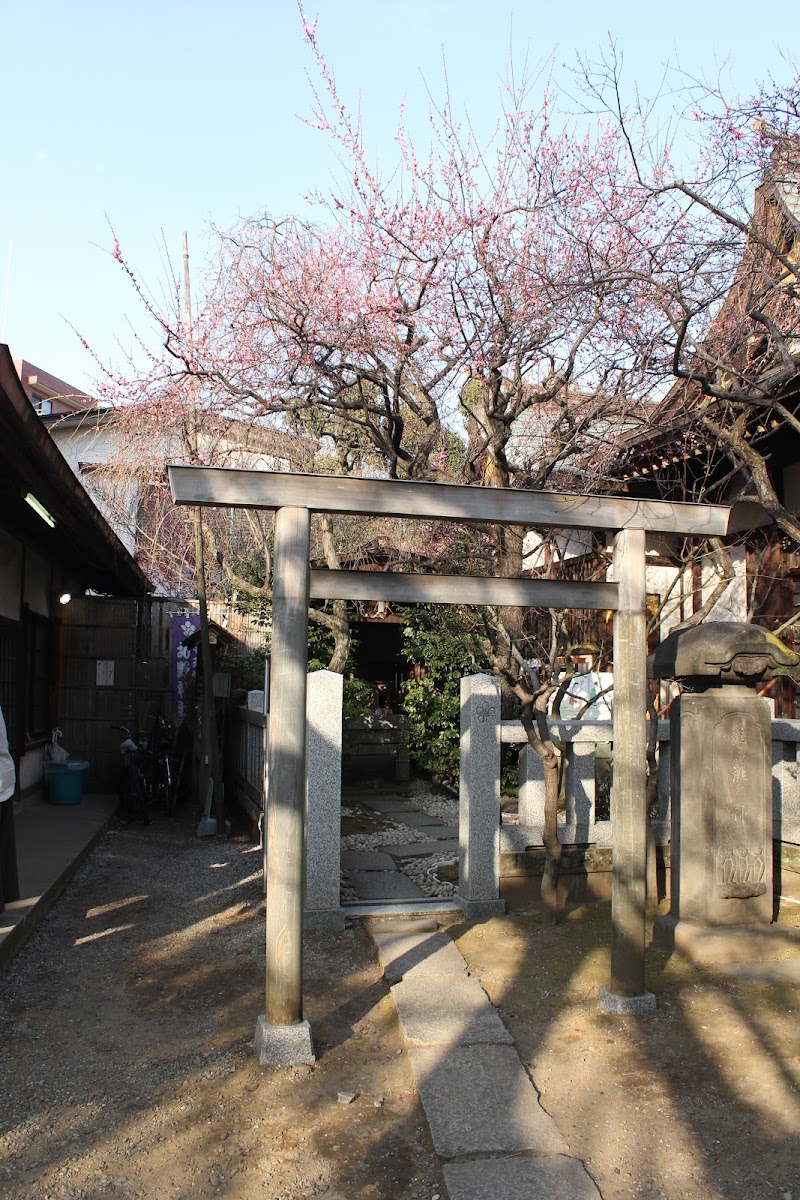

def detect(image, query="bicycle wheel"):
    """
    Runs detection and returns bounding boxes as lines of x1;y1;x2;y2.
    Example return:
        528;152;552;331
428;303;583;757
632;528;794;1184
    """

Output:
130;767;150;825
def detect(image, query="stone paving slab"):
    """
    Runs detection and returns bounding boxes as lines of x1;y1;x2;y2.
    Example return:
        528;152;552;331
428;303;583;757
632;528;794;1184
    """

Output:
386;840;459;857
341;850;398;872
391;975;514;1046
394;811;447;828
358;799;417;813
348;870;424;900
424;824;459;839
408;1044;569;1159
372;930;469;981
444;1155;602;1200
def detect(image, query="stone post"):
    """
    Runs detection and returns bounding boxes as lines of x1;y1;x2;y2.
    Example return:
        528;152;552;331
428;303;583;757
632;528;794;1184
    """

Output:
599;528;656;1014
649;622;800;955
518;744;546;827
256;505;315;1065
305;670;345;932
457;673;505;920
565;734;595;841
664;690;772;928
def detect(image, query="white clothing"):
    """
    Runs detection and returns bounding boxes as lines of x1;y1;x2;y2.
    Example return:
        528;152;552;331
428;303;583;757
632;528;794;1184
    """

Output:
0;706;15;803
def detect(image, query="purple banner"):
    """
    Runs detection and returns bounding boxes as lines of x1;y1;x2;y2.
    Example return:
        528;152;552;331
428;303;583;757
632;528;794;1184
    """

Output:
171;613;201;722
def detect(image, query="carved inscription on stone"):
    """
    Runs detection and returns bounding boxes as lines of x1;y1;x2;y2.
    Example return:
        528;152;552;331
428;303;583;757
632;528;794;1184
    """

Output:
711;712;768;900
715;845;767;898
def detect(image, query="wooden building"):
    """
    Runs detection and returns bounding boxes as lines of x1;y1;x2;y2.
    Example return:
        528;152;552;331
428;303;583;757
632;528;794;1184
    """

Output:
0;344;151;897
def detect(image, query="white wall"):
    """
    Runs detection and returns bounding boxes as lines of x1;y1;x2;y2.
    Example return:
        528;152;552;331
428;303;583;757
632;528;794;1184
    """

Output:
523;526;595;571
701;545;748;622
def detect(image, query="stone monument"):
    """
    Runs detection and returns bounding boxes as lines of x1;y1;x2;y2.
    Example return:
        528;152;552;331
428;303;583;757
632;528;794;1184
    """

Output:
651;623;800;947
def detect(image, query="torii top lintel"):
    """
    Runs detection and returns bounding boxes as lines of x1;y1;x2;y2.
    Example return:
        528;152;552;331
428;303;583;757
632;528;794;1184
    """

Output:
167;465;730;537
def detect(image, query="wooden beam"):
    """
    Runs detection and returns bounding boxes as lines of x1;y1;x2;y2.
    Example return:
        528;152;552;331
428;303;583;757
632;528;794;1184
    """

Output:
168;466;730;536
310;569;619;611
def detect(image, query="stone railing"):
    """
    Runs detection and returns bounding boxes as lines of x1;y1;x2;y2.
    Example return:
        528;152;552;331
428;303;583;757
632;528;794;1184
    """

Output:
458;673;800;918
770;720;800;845
458;674;800;855
499;718;671;852
226;670;800;927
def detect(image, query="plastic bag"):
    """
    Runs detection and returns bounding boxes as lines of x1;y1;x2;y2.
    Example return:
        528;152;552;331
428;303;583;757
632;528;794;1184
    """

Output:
48;728;69;764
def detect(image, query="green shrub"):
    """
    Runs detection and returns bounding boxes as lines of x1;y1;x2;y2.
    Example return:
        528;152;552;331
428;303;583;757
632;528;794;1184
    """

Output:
399;605;491;783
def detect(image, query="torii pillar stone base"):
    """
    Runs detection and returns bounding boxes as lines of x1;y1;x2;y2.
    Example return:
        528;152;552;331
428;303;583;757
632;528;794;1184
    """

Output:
255;1015;315;1066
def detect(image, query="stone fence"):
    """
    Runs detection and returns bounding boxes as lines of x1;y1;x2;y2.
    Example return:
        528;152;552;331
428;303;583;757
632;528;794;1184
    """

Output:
496;707;800;854
225;670;800;926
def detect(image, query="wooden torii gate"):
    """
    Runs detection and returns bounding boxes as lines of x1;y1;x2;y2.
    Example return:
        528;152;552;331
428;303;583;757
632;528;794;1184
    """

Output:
168;466;730;1062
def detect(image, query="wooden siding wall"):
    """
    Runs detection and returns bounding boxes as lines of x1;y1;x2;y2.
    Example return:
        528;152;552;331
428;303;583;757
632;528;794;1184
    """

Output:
59;596;143;790
57;595;268;792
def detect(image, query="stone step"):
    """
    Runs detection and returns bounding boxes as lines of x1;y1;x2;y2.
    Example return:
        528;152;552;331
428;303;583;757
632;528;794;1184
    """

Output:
391;975;514;1046
343;899;463;924
385;839;459;857
341;850;398;872
408;1044;569;1159
371;928;469;982
444;1155;602;1200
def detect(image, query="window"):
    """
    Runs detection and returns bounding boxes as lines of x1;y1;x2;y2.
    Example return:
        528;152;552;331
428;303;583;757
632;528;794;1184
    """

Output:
30;393;52;415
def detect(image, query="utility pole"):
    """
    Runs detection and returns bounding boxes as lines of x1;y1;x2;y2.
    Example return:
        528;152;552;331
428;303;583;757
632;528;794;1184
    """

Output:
183;232;225;834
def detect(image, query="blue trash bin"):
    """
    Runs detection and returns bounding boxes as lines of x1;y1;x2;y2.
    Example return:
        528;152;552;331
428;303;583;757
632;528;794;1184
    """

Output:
45;760;89;805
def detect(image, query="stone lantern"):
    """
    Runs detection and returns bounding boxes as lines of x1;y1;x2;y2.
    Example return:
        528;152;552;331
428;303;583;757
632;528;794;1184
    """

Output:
651;623;800;944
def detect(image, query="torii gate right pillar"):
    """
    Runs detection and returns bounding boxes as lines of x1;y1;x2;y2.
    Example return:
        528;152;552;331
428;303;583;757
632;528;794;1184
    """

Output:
600;527;657;1014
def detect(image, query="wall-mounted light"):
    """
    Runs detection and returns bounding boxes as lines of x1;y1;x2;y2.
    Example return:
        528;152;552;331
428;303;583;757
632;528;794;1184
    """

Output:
58;592;72;605
24;492;55;528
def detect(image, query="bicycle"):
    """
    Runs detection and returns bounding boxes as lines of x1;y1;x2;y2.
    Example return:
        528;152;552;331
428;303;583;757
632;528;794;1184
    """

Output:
113;717;184;823
113;723;152;825
150;715;181;818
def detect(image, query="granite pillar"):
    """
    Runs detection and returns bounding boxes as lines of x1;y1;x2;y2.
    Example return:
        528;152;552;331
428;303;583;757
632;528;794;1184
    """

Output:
305;670;345;932
664;688;773;928
458;674;505;920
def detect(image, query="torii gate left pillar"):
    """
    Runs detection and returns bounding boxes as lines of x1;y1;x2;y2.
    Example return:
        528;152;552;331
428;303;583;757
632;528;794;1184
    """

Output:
254;505;316;1065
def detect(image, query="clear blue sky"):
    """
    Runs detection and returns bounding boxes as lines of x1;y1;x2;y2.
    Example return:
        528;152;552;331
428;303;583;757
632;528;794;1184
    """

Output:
1;0;796;390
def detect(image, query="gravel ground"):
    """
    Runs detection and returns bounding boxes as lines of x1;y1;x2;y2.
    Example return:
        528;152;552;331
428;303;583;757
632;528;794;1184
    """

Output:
0;815;446;1200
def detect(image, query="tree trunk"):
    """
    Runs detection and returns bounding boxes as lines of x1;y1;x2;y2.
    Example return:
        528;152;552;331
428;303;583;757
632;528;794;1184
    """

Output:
326;599;351;673
540;749;563;923
320;515;351;674
520;699;563;924
645;698;660;908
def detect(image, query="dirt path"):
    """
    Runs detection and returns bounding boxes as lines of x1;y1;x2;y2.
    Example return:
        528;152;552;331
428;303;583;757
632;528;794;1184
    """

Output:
455;907;800;1200
2;811;799;1200
0;817;445;1200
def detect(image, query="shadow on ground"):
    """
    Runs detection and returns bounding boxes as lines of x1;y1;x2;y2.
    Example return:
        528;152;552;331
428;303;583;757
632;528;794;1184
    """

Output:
0;814;444;1200
2;806;799;1200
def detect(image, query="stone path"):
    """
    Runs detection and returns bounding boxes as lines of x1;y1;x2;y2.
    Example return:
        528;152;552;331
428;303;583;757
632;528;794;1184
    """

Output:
370;920;603;1200
343;795;458;901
